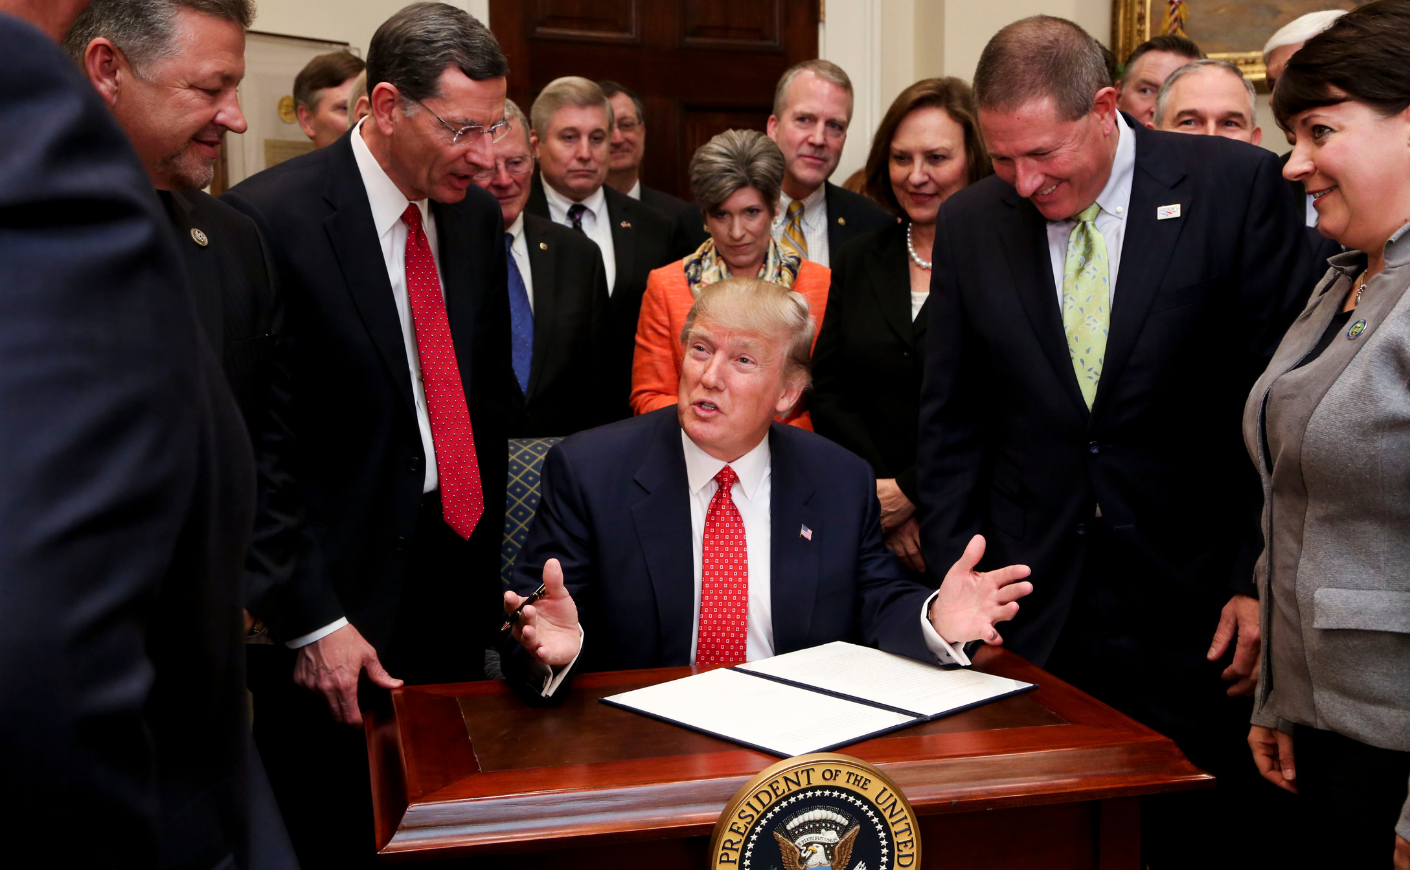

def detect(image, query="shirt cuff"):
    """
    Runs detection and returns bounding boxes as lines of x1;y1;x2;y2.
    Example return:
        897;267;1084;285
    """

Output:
920;590;971;667
285;617;348;649
531;626;584;697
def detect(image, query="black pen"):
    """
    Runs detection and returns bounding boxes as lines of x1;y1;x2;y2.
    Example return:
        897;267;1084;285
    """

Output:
500;582;547;633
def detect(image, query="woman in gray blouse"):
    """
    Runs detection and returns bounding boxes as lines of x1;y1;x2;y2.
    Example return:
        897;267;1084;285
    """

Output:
1242;3;1410;867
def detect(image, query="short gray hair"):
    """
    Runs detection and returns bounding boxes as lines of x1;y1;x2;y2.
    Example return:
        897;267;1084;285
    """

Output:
681;278;815;392
973;15;1111;122
689;129;785;217
773;59;854;121
530;76;613;137
63;0;254;74
367;2;507;105
1153;59;1256;127
503;97;530;149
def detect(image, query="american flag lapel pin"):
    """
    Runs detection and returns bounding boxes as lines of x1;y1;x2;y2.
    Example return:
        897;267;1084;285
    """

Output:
800;524;813;541
1157;204;1181;220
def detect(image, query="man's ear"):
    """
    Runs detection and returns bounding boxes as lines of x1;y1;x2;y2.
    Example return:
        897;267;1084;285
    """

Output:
83;38;126;109
1251;126;1263;147
296;103;318;140
368;81;402;137
529;130;540;159
775;372;807;418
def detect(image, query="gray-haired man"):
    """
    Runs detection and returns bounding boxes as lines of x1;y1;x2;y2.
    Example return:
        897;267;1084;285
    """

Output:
1150;59;1262;145
222;3;512;864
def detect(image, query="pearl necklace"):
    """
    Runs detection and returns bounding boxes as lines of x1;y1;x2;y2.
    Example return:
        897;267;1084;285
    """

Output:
906;222;932;270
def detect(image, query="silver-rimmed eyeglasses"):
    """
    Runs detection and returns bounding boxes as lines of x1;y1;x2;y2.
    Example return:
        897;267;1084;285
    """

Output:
410;97;513;146
471;155;534;183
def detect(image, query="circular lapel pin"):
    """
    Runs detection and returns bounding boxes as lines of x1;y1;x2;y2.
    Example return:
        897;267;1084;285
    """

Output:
1347;319;1367;340
538;241;548;250
190;228;209;247
837;216;847;226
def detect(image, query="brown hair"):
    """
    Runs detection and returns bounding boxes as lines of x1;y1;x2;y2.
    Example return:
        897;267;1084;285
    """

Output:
293;51;365;112
974;16;1111;122
1121;34;1203;80
64;0;255;73
1273;0;1410;128
689;129;785;217
864;78;992;218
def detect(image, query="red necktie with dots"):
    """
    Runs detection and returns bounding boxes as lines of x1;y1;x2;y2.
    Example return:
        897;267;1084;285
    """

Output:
697;465;748;664
401;204;483;539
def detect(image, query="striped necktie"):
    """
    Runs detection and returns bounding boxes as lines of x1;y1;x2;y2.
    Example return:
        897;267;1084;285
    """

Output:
780;199;808;260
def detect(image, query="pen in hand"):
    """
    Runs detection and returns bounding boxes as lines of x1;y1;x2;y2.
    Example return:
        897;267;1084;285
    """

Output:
500;583;548;633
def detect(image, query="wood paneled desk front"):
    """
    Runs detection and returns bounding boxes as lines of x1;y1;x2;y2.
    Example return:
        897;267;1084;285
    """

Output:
366;647;1211;868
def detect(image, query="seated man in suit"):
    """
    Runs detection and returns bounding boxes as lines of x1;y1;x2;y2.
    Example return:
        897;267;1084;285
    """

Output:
503;278;1032;694
475;97;611;437
524;76;676;420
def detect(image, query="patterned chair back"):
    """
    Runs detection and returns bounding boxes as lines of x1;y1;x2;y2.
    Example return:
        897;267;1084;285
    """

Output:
502;437;563;589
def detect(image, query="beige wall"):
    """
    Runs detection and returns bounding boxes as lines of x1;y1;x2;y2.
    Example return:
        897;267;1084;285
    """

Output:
248;0;489;55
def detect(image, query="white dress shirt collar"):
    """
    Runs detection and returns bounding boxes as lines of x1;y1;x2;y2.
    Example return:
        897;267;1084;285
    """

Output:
778;183;827;230
1094;112;1136;223
542;178;608;224
627;179;642;200
681;429;771;503
350;118;432;234
506;210;525;241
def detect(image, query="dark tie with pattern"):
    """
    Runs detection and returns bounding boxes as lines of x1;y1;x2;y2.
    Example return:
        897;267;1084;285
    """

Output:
567;202;587;234
401;204;484;539
505;232;534;395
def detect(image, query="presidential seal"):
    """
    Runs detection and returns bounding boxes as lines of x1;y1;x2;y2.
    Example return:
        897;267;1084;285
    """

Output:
710;753;920;870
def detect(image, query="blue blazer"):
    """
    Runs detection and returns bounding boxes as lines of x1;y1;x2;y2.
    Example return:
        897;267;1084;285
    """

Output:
506;408;935;681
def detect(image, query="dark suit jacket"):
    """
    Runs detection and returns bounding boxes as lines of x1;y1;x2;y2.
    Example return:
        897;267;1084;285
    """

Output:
160;188;307;622
639;183;704;259
526;175;676;418
223;129;510;653
918;122;1312;667
0;14;255;867
504;408;934;685
811;222;927;503
677;181;893;266
511;213;612;437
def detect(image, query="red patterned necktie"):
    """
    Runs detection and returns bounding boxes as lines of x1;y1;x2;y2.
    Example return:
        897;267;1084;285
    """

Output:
401;204;483;539
697;465;748;665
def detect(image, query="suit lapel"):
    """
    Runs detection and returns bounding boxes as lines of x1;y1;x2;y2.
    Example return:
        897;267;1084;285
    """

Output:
866;227;915;348
165;190;225;360
607;190;637;302
1092;129;1189;419
323;138;415;416
768;428;820;656
630;414;696;665
526;173;550;220
999;190;1089;416
523;218;557;398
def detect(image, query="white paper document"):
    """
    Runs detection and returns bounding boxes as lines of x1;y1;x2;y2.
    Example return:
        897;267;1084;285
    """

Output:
601;642;1035;756
736;641;1033;717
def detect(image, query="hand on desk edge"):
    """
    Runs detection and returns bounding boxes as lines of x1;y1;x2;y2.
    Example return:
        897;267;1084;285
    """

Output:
506;557;582;668
928;534;1032;647
293;622;402;727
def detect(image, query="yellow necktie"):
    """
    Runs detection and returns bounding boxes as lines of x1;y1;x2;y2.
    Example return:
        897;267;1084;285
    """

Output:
1061;203;1109;408
781;199;808;260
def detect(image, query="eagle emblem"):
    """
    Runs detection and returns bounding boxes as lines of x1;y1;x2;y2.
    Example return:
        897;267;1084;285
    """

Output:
773;808;863;870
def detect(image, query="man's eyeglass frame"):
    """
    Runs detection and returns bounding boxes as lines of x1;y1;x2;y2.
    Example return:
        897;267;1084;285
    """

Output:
409;97;512;146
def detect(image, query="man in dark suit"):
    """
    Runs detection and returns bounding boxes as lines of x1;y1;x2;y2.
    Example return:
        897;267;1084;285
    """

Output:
523;76;676;420
502;278;1031;695
599;79;701;257
0;3;256;867
478;98;610;438
917;16;1309;868
222;4;510;865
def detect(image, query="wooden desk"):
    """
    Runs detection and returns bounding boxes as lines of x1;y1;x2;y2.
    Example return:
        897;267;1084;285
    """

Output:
367;647;1211;868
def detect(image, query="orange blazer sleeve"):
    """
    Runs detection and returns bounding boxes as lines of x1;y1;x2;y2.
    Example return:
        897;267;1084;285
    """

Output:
630;261;689;416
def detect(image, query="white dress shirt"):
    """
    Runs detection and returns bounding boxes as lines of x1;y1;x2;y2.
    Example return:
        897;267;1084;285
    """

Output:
773;183;830;267
1044;112;1136;307
287;120;446;650
506;211;534;312
542;181;617;294
534;431;967;693
626;179;642;200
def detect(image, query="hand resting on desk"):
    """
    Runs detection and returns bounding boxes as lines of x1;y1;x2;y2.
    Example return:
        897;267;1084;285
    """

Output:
506;534;1032;668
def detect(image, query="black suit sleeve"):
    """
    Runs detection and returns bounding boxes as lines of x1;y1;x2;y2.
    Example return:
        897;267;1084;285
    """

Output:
916;207;989;575
0;18;203;862
810;245;889;473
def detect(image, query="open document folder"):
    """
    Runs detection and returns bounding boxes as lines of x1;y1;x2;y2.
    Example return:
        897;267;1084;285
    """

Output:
600;641;1035;757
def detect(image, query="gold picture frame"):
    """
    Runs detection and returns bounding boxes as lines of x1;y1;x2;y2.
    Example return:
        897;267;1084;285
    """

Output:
1112;0;1266;88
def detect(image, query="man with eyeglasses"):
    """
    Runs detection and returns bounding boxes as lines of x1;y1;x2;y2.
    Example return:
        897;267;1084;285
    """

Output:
222;4;511;866
599;80;701;251
524;76;676;420
475;98;610;437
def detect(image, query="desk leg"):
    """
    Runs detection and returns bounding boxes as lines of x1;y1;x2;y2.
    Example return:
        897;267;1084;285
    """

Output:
1097;798;1140;870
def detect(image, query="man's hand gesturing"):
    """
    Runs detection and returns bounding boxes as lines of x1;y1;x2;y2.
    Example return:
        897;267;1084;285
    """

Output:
928;534;1033;645
505;558;581;667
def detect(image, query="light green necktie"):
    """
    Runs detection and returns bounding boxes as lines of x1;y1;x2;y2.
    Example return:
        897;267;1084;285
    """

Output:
1061;203;1109;408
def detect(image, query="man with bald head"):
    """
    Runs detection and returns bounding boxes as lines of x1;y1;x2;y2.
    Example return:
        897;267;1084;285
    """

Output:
1151;58;1262;145
918;15;1309;868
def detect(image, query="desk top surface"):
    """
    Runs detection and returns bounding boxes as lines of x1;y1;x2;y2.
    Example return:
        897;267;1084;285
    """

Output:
367;647;1211;858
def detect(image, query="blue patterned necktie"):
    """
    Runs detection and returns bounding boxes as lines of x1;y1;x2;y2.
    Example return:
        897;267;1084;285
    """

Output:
505;232;534;394
567;202;587;234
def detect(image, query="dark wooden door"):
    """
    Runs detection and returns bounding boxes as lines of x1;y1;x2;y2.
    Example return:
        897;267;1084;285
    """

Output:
490;0;819;199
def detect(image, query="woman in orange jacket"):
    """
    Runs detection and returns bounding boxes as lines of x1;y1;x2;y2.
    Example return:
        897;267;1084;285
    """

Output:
630;129;830;428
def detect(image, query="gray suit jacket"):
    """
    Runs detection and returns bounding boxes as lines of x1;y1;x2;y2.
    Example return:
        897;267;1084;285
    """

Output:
1243;226;1410;838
